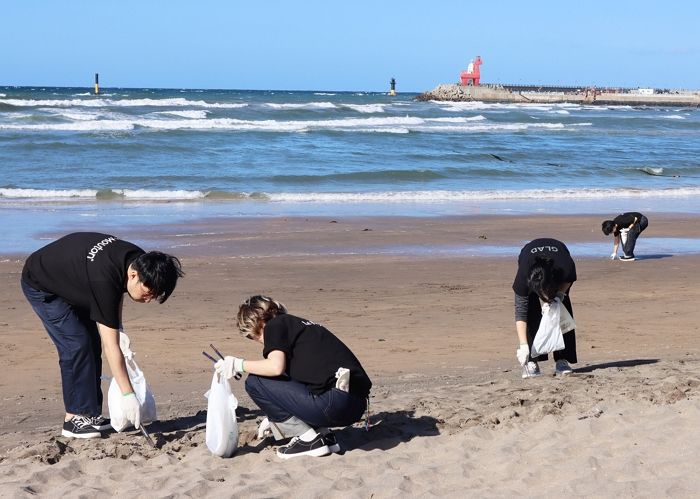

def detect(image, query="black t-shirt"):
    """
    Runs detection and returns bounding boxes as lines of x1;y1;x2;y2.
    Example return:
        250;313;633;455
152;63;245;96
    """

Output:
612;212;644;235
22;232;144;329
262;314;372;397
512;238;577;297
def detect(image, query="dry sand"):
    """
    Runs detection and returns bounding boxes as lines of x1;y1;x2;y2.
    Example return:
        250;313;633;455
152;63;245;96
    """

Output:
1;214;700;497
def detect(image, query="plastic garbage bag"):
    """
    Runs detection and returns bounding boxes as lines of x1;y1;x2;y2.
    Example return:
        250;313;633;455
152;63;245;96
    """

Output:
620;228;629;245
531;299;565;357
559;303;576;334
205;371;239;458
108;331;157;432
335;367;350;392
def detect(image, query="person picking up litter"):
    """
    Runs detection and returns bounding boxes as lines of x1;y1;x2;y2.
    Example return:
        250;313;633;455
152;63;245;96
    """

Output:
601;211;649;261
215;295;372;459
513;238;578;378
21;232;183;439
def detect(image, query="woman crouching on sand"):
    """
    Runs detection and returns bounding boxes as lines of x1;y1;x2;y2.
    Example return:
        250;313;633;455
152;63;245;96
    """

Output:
513;238;578;378
214;295;372;459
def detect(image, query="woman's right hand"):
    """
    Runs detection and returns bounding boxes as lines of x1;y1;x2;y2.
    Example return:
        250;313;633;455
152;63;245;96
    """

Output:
516;343;530;366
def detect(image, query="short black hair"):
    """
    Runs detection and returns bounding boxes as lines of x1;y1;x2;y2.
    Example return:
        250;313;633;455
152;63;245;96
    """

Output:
131;251;184;303
601;220;615;235
526;256;560;302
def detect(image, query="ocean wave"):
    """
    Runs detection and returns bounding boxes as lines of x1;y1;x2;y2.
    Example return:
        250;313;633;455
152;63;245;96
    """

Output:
343;103;387;113
4;187;700;203
264;102;337;110
0;97;248;109
0;188;102;199
436;101;584;112
152;110;209;119
0;121;135;131
662;115;686;120
0;115;589;133
268;187;700;203
0;188;205;200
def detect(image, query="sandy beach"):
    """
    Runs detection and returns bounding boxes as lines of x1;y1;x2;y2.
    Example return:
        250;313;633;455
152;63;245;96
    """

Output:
2;213;700;497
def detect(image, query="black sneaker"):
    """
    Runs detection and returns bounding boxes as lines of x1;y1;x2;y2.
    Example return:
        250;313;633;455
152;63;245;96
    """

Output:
90;415;112;431
322;431;342;453
619;255;636;262
276;434;331;459
62;415;101;439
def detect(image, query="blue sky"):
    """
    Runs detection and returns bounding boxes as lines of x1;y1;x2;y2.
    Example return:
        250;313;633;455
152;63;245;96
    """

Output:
2;1;698;92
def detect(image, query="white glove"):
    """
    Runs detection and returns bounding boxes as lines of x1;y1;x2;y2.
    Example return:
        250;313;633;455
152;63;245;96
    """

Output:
516;343;530;366
121;392;141;430
610;252;616;260
256;417;272;440
214;356;245;379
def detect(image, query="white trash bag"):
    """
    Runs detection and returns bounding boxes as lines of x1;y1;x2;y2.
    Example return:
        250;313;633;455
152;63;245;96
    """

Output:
531;299;565;357
108;331;157;432
205;372;239;458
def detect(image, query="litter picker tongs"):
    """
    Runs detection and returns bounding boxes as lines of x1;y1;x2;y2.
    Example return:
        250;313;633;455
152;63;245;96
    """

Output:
203;343;242;380
139;424;156;448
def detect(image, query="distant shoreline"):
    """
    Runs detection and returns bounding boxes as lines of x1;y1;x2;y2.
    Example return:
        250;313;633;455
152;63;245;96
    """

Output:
418;83;700;107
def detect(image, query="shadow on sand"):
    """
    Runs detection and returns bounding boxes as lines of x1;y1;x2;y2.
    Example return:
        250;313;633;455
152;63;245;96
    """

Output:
574;358;659;374
635;254;674;261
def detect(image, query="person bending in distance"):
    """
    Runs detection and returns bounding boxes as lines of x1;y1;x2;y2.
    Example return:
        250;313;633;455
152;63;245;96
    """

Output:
21;232;183;439
215;295;372;459
602;211;649;261
513;238;577;378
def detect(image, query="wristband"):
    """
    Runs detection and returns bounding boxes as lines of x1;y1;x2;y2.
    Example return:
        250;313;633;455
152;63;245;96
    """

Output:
241;360;246;373
122;391;135;397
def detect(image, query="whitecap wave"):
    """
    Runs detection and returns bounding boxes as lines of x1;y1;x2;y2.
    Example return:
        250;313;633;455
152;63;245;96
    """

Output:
343;103;386;113
0;188;207;200
0;121;135;131
264;102;337;110
4;186;700;203
437;101;585;112
0;97;248;109
153;110;209;119
0;188;100;198
0;115;591;133
269;187;700;203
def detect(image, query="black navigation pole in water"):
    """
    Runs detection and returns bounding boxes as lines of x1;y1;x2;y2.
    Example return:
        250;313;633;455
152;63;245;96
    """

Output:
94;73;100;95
389;77;396;96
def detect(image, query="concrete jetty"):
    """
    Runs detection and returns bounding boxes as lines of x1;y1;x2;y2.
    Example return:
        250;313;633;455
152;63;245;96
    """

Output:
418;83;700;107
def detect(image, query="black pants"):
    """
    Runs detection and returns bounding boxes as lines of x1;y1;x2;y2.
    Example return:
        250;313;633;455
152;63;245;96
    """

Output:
622;215;649;258
526;292;577;364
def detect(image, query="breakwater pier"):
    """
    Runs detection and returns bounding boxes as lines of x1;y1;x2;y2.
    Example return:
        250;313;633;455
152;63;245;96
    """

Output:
418;83;700;106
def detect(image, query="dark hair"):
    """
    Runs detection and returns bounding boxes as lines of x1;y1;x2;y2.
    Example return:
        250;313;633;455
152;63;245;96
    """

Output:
131;251;184;304
601;220;615;235
526;256;560;302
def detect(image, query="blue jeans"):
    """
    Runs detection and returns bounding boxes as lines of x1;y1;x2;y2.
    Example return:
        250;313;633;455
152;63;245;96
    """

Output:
21;279;103;416
245;374;367;428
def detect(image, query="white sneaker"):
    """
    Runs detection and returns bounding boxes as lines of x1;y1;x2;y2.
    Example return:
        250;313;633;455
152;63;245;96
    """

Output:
521;361;541;379
555;359;573;375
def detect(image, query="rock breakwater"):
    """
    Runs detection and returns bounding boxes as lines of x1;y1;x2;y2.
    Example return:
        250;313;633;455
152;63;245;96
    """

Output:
418;83;700;107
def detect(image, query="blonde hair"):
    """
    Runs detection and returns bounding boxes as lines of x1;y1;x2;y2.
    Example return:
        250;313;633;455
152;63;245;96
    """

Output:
237;295;287;338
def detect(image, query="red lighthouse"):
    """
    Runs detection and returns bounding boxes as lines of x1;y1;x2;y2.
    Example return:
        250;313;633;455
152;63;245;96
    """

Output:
460;56;482;86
